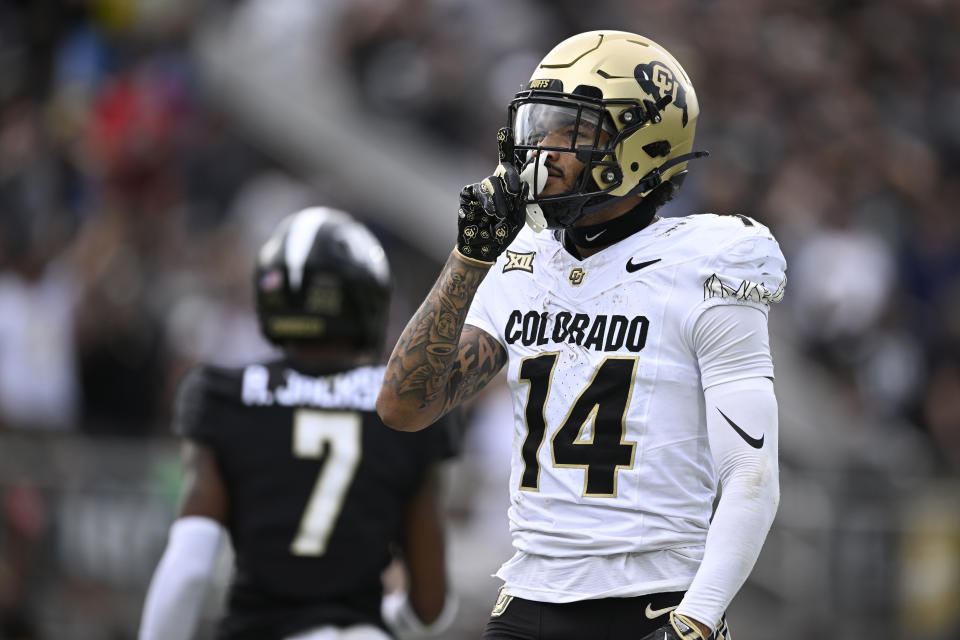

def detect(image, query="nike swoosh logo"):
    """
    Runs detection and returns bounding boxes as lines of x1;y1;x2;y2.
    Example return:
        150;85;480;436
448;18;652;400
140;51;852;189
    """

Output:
644;603;677;619
717;408;764;448
625;257;661;273
584;230;605;242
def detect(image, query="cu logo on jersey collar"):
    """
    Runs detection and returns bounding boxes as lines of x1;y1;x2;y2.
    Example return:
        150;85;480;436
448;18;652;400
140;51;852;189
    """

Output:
569;267;585;286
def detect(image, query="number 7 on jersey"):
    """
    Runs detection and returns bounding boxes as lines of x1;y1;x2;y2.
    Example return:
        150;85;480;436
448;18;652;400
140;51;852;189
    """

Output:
290;410;362;556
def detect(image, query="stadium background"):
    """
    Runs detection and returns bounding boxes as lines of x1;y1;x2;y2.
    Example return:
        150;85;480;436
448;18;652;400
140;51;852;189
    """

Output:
0;0;958;638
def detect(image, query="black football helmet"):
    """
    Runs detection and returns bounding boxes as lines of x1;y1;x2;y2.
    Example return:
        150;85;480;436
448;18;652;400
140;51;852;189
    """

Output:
255;207;391;350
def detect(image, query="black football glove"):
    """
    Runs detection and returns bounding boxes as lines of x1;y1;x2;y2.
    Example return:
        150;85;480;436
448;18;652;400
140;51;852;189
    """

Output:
641;612;723;640
455;127;528;264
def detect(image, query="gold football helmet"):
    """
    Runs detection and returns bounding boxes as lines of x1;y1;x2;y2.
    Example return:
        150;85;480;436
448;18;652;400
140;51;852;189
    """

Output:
510;31;706;230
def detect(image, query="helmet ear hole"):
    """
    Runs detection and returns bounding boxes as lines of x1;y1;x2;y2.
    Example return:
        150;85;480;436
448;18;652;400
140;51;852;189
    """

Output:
642;141;671;158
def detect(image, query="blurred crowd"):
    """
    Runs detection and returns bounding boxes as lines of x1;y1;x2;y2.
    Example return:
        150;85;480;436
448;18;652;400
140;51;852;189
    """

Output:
0;0;958;638
0;3;309;634
0;0;278;438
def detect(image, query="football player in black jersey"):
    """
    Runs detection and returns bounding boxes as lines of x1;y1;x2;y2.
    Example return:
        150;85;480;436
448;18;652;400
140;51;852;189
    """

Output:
139;207;459;640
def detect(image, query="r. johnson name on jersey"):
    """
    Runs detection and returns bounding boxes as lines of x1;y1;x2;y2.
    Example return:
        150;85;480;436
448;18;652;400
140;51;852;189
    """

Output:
240;364;383;409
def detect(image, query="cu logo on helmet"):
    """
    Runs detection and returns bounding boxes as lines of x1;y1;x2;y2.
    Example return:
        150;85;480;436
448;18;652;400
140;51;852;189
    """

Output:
652;63;675;95
634;61;690;127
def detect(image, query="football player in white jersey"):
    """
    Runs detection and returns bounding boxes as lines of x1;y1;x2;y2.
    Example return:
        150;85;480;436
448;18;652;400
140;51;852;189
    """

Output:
377;31;785;640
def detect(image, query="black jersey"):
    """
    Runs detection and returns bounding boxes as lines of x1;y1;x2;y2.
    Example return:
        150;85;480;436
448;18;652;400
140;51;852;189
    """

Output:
173;359;458;640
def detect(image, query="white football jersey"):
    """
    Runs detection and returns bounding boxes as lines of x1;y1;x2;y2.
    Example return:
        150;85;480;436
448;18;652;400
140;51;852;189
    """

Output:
465;214;786;566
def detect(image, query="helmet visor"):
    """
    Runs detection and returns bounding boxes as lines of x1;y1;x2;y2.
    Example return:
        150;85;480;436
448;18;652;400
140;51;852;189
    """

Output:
513;102;614;153
512;101;617;202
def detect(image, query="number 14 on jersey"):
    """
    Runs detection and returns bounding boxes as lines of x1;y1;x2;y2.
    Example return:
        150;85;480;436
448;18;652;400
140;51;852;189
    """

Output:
518;354;638;498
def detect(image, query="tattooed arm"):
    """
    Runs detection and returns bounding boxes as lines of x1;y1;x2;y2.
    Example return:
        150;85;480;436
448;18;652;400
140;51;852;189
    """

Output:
377;250;507;431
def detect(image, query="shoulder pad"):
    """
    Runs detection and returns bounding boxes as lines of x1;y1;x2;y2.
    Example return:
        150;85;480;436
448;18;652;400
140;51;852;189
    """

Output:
172;365;239;440
699;214;787;307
